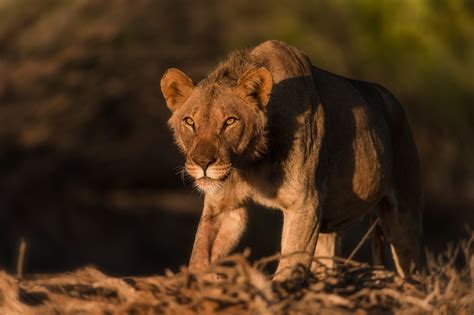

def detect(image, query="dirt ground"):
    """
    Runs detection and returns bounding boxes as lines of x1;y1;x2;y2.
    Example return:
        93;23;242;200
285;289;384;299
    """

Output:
1;234;472;315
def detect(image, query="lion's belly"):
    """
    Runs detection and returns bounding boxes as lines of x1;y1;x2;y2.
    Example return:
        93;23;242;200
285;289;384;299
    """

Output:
320;195;379;233
320;111;392;232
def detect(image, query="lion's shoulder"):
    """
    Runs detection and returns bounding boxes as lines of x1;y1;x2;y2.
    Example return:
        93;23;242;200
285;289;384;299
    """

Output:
250;40;313;81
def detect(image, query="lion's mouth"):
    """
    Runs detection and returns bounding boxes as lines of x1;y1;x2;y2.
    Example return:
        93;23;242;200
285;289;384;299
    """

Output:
185;164;231;179
184;162;232;193
194;177;225;193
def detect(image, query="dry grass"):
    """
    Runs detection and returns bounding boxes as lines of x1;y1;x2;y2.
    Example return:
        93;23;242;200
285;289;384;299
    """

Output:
0;233;473;315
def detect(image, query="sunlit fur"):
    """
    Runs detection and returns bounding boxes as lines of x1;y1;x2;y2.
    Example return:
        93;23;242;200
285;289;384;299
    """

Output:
165;50;270;193
161;40;423;281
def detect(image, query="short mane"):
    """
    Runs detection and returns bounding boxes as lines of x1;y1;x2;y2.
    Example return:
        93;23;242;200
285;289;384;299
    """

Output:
199;49;262;87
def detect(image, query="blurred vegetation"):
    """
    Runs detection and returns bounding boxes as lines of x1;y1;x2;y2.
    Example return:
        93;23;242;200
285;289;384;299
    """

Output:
0;0;472;274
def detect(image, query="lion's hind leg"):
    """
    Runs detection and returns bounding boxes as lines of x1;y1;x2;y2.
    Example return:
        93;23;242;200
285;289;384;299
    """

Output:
376;193;423;277
374;83;423;277
311;232;342;272
370;214;385;266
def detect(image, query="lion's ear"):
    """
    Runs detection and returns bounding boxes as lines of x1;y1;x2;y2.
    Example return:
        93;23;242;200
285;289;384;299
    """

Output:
237;67;273;109
160;68;194;112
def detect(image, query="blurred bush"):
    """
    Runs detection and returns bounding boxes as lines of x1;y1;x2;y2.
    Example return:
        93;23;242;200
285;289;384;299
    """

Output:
0;0;472;274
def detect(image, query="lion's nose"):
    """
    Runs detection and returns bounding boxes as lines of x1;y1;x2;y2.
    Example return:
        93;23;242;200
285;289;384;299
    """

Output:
193;157;217;173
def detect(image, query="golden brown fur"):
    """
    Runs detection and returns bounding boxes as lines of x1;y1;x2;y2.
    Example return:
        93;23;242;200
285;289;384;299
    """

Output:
161;40;423;280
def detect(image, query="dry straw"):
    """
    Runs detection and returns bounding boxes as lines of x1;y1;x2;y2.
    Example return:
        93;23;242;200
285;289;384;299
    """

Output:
0;233;472;314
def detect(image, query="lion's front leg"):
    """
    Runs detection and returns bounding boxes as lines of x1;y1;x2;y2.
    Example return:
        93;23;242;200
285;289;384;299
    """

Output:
188;201;248;273
274;199;322;281
188;212;217;272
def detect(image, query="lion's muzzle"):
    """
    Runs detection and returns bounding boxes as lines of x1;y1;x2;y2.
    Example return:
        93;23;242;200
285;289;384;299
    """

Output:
185;161;231;180
185;138;232;186
186;164;231;193
185;156;232;192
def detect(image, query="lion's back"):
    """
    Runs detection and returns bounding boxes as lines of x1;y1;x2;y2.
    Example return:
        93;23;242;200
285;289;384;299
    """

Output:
250;40;314;83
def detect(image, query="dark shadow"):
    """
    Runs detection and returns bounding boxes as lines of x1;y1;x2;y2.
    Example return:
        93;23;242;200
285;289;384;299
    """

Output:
19;288;50;306
236;202;282;273
240;67;380;230
237;73;320;197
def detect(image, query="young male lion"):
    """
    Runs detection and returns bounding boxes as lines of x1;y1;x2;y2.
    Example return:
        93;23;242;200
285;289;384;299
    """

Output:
160;40;423;280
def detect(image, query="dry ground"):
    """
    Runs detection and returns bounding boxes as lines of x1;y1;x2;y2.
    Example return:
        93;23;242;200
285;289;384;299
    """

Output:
0;234;473;315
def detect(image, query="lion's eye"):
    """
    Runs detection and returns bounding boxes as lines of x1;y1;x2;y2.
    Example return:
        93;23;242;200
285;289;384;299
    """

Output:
225;117;237;126
183;117;194;127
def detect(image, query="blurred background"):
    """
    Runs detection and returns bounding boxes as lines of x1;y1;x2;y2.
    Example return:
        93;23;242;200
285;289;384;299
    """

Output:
0;0;472;276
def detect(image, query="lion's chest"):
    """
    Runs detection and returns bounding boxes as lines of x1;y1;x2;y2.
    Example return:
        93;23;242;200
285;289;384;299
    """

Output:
233;166;310;212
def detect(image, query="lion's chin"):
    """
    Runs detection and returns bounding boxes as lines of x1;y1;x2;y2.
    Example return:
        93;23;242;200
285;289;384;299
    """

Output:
194;177;225;193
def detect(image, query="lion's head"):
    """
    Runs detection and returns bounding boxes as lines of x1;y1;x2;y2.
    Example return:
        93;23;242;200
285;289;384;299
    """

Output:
160;51;273;193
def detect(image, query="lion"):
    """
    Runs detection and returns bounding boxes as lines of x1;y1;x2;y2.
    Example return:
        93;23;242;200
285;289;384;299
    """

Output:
160;40;423;280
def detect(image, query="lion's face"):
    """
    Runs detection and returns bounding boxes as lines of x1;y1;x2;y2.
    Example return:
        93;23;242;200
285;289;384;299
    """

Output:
161;67;272;193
